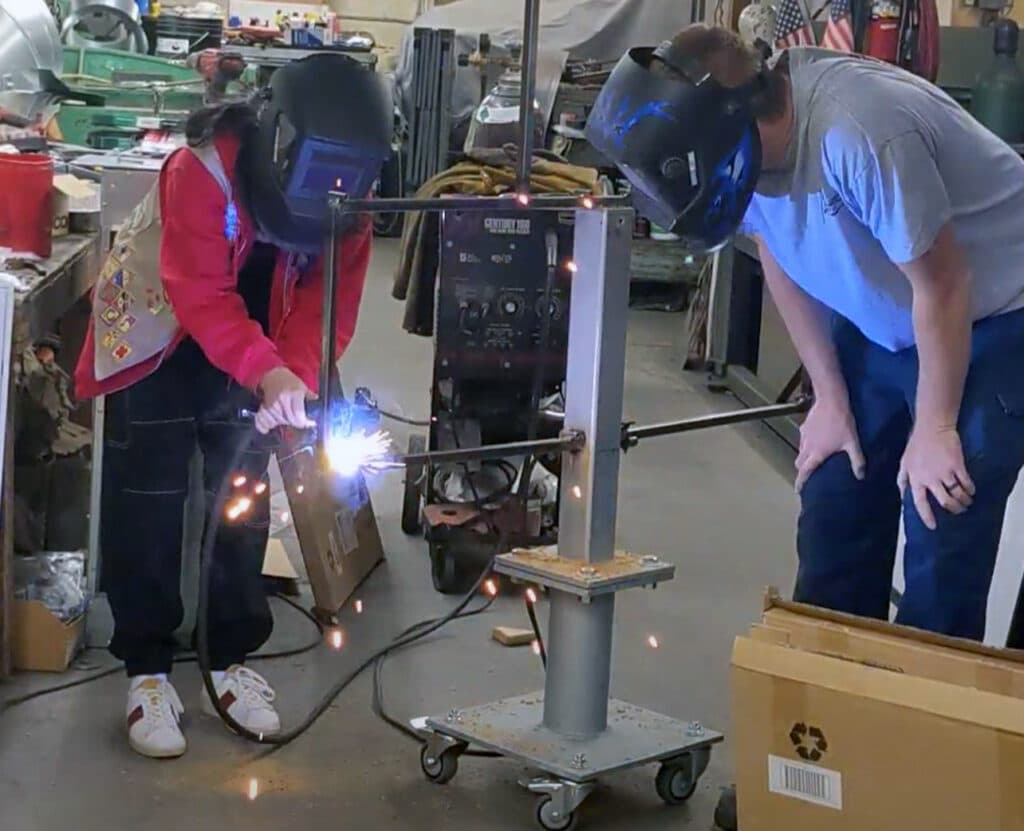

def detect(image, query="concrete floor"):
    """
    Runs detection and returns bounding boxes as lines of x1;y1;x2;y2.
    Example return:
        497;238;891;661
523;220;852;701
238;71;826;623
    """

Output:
0;240;801;831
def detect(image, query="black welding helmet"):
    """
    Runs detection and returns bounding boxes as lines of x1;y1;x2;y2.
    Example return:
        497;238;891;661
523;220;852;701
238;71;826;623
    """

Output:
585;43;764;252
246;53;392;251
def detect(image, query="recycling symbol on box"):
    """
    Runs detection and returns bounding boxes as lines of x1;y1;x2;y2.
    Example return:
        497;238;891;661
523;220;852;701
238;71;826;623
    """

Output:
790;723;828;762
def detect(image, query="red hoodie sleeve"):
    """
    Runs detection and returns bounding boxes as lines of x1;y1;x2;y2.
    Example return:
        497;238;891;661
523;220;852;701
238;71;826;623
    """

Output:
276;222;372;394
159;150;285;390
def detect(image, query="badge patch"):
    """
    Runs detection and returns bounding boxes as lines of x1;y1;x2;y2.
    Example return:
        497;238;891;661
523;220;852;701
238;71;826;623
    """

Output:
100;306;121;326
114;291;132;313
117;315;137;334
145;289;165;315
98;282;119;304
112;269;130;289
111;342;133;362
101;330;119;349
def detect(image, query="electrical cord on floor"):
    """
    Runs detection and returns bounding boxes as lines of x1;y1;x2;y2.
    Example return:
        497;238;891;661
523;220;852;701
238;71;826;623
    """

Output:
0;593;324;714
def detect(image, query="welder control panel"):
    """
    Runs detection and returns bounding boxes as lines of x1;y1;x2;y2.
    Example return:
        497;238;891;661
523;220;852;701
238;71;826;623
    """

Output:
436;209;573;380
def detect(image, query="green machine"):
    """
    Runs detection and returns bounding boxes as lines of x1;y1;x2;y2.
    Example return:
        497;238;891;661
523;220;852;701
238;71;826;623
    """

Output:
56;47;254;149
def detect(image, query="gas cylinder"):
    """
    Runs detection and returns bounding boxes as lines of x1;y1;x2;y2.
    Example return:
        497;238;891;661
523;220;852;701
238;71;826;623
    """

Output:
971;20;1024;145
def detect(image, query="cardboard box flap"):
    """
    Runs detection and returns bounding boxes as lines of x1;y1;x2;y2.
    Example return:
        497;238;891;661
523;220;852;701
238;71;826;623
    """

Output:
53;174;100;212
763;586;1024;667
733;635;1024;736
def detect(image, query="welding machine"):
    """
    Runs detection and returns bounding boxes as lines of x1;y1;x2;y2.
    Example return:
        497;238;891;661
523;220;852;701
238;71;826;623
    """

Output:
402;208;574;593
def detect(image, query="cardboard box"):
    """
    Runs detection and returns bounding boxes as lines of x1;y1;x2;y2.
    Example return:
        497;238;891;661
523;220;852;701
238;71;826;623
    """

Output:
52;174;100;238
733;591;1024;830
276;440;384;616
12;599;86;672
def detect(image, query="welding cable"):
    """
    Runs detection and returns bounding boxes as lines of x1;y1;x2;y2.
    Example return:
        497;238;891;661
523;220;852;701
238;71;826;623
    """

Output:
0;594;323;714
376;408;432;427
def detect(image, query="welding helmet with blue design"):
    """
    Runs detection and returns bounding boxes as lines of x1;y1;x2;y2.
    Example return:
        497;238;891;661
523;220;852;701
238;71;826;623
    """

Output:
247;53;392;252
585;42;765;252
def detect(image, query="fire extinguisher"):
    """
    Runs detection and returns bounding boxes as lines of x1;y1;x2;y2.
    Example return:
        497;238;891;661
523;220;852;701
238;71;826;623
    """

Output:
864;0;901;63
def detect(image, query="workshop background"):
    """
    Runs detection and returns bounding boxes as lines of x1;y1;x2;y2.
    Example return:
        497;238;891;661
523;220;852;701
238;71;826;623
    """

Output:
3;0;1024;829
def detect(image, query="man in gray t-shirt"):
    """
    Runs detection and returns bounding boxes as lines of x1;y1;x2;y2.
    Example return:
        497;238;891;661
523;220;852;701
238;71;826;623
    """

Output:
660;29;1024;646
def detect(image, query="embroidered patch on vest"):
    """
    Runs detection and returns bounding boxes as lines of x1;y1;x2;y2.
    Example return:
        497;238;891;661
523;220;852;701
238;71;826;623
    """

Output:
117;315;137;334
101;330;119;349
100;306;121;326
111;342;133;362
98;281;119;304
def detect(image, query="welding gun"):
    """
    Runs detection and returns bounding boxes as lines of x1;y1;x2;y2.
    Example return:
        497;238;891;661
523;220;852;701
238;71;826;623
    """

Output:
238;386;381;439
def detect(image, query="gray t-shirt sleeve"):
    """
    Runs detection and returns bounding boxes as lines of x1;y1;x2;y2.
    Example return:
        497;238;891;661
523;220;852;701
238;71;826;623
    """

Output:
828;130;953;265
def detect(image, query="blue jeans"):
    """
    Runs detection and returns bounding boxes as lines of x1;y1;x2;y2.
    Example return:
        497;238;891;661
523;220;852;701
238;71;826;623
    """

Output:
795;308;1024;640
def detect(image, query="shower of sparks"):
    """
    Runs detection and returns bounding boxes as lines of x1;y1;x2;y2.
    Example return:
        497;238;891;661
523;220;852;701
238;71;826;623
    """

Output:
581;196;595;209
516;192;530;206
526;588;538;605
484;579;498;598
232;475;247;488
566;260;578;274
296;485;305;495
647;635;660;650
247;778;259;801
254;482;267;495
531;640;542;656
329;629;344;650
280;511;290;524
324;429;395;477
572;485;582;499
355;599;364;614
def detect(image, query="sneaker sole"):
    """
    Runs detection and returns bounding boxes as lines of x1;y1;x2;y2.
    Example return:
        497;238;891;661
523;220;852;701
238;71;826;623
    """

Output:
128;736;187;759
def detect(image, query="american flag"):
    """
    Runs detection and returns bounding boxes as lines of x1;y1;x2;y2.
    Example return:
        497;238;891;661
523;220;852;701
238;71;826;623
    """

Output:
774;0;816;49
822;0;856;52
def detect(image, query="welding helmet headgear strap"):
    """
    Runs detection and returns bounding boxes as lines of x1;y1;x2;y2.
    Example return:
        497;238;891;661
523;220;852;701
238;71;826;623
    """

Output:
584;44;765;252
246;53;392;252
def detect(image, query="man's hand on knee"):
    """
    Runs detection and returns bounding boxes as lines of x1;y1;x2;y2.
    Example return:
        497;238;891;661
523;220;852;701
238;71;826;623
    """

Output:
795;396;866;493
898;425;975;530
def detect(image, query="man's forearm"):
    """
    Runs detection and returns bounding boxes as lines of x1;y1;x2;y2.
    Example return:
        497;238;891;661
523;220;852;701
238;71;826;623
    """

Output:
757;239;848;402
911;275;971;429
902;225;973;430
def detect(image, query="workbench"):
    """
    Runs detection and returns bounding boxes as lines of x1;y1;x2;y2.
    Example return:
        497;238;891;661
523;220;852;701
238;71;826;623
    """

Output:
0;233;101;677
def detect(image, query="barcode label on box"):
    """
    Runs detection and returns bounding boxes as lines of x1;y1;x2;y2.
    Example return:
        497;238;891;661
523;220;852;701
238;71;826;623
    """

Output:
768;755;842;810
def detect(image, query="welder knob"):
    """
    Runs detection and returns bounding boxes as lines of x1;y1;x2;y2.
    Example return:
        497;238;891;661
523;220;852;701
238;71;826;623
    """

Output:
661;157;688;180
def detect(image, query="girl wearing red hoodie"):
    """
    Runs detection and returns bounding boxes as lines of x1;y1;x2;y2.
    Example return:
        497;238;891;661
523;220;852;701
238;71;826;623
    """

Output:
74;54;391;758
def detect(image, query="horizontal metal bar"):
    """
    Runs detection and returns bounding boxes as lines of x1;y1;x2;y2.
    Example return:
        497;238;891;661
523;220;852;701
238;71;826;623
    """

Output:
328;193;627;216
623;398;811;447
401;431;585;467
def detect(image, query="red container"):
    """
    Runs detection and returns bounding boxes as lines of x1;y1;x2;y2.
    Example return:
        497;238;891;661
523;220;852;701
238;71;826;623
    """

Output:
0;153;53;259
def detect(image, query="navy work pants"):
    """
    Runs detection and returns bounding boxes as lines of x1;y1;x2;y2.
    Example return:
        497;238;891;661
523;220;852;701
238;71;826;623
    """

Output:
795;308;1024;640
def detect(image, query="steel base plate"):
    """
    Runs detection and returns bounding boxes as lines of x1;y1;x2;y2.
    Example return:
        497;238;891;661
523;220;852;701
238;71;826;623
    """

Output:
425;693;721;782
493;548;675;598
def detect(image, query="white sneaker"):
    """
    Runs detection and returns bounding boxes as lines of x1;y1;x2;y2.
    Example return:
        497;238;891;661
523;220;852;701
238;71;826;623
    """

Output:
201;665;281;737
126;676;186;759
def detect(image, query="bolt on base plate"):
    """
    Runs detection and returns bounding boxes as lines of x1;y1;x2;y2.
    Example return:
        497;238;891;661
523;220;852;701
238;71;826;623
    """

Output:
422;692;721;783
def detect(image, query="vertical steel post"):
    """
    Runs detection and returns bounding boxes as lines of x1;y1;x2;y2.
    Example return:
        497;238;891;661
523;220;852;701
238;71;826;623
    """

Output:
516;0;542;194
319;199;340;449
542;207;634;738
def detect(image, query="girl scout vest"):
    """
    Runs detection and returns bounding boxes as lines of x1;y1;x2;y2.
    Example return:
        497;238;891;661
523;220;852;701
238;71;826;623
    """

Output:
92;143;238;381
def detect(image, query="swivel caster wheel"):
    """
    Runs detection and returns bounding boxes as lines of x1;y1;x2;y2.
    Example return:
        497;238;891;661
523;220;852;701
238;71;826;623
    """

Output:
429;542;462;594
535;796;578;831
656;753;699;805
420;744;461;785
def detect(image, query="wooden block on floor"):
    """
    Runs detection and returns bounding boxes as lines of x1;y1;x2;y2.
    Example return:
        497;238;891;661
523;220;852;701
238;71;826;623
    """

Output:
263;538;299;580
492;626;535;647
